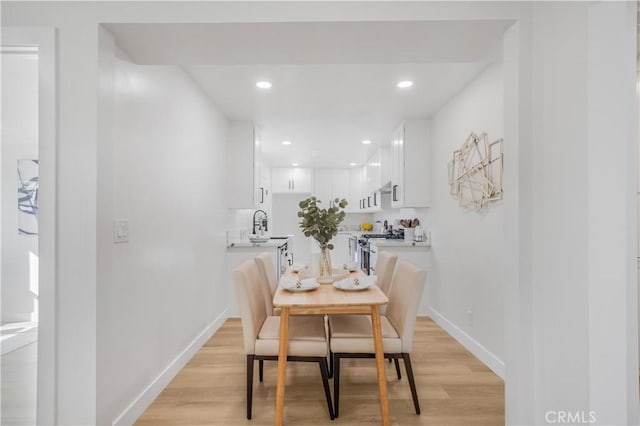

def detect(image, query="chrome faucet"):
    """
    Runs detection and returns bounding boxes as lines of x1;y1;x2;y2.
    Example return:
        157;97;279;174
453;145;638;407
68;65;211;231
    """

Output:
252;210;268;235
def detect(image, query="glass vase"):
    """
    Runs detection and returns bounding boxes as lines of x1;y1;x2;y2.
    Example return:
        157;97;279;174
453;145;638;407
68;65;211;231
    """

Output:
317;245;334;284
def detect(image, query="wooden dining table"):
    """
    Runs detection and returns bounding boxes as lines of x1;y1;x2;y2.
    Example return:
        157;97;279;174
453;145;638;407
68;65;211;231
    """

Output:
272;270;390;426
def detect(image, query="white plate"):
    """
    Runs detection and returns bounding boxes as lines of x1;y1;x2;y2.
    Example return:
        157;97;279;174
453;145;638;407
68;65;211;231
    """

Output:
290;263;307;273
333;276;376;291
281;277;319;292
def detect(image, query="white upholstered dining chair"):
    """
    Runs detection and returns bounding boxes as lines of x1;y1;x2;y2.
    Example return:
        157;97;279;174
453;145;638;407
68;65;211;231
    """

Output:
233;259;334;420
373;251;398;314
328;260;426;417
254;252;280;315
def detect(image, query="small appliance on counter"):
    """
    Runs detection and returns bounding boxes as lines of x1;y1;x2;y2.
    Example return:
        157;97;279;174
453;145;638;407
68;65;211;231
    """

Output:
374;221;384;234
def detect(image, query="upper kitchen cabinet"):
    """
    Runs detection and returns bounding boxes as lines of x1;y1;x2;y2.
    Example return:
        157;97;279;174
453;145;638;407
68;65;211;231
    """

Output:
349;168;363;213
332;169;350;203
227;121;265;209
258;165;272;213
313;169;333;205
363;147;391;195
390;120;431;208
272;167;312;193
313;169;351;208
380;147;391;187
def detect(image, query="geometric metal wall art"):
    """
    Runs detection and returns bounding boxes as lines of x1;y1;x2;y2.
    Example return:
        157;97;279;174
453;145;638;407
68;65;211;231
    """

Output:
448;132;503;212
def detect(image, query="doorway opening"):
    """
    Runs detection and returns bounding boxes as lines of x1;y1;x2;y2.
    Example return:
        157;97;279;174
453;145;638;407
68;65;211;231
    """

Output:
0;45;40;425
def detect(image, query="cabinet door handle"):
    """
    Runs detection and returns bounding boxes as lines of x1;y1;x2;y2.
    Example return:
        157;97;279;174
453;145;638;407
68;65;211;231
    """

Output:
367;196;371;208
292;180;295;191
393;185;398;202
260;187;264;203
374;192;377;206
288;180;291;190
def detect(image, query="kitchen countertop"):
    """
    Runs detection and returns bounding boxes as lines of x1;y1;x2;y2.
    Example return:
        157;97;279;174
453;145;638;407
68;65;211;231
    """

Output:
227;235;292;249
228;241;283;248
368;239;431;248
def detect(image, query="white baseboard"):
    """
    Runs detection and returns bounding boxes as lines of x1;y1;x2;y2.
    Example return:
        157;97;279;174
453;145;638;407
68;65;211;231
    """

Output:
427;307;505;379
113;309;229;426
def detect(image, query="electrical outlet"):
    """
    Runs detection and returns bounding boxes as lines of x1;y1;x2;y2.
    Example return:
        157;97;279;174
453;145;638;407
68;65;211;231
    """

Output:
114;219;129;243
467;310;473;326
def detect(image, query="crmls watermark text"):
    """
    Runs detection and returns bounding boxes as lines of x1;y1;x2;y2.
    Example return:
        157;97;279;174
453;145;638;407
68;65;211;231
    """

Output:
545;411;597;424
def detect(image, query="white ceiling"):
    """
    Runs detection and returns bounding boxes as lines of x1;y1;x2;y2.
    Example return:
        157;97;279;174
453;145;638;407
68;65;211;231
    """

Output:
107;21;511;168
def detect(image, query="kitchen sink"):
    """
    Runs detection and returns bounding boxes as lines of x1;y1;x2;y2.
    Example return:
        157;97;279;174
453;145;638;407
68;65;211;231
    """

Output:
249;236;270;243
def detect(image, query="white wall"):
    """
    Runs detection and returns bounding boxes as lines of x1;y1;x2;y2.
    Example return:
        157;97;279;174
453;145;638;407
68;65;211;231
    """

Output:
1;51;39;322
96;31;228;425
586;2;637;423
426;63;505;369
373;207;428;232
504;3;639;424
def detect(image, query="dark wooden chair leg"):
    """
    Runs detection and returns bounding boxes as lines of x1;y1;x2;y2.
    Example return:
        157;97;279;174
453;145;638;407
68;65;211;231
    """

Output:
394;357;402;380
246;355;254;419
402;353;420;414
333;353;341;418
259;359;264;382
318;359;335;420
328;350;333;379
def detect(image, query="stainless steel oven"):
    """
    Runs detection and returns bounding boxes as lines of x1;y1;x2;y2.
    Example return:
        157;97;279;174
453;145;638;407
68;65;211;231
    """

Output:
360;243;370;275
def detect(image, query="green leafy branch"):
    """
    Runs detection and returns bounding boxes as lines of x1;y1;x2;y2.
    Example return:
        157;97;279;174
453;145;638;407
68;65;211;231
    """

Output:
297;197;348;250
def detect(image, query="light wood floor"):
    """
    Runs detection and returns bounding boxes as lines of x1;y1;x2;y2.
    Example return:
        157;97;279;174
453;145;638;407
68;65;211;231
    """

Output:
137;317;504;425
1;342;37;426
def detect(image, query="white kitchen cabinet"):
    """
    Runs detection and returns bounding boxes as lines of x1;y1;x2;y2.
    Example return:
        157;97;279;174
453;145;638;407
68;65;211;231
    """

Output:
363;156;372;195
313;169;333;206
362;190;381;212
363;148;389;194
332;169;350;203
271;167;312;193
259;166;272;214
227;121;263;209
349;168;363;213
359;148;387;212
390;120;431;208
313;168;352;209
381;146;391;187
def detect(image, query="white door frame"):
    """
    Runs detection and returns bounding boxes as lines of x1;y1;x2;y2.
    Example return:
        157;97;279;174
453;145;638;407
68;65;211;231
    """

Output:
2;26;57;426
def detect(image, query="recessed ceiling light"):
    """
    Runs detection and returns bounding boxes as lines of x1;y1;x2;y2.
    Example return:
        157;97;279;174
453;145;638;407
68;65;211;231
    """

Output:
256;81;272;89
349;162;357;166
362;140;372;145
281;140;291;145
292;162;299;167
397;80;414;88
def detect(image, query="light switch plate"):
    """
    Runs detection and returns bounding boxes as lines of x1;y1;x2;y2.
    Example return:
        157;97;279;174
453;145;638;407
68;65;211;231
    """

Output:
114;219;129;243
